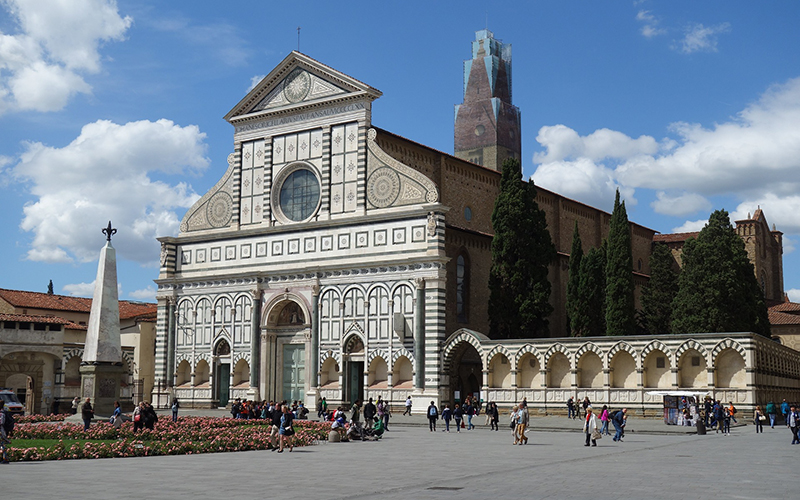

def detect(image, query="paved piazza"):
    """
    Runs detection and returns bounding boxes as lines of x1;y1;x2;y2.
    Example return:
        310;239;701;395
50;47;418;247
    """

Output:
4;417;797;499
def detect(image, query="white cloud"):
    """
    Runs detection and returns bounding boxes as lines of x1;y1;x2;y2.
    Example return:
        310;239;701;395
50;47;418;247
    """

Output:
786;289;800;302
12;119;209;265
0;0;131;113
676;22;731;54
636;10;667;38
149;16;250;67
534;125;659;164
531;157;636;212
62;281;123;298
651;191;711;216
671;219;708;233
129;286;156;301
248;75;265;92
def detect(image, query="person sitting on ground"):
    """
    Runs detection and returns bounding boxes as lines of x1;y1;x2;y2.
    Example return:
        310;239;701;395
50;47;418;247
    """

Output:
331;412;347;440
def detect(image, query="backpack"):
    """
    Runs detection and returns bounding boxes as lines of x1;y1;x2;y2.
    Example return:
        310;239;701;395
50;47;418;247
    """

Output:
610;410;622;423
2;409;14;435
429;406;437;417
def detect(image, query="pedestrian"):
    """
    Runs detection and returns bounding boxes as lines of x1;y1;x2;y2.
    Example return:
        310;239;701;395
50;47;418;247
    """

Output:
351;399;361;424
714;401;724;434
171;398;180;422
728;401;737;424
441;404;452;432
722;406;732;435
485;401;493;426
71;396;80;415
583;406;598;447
403;396;412;416
515;403;529;445
509;405;520;444
427;401;438;432
81;397;94;431
566;397;575;419
781;399;790;427
599;405;610;435
611;408;627;442
789;405;800;445
0;400;11;464
278;405;294;452
132;402;144;432
766;400;778;428
753;405;764;434
581;396;591;418
465;400;475;430
453;403;463;432
364;398;376;424
110;400;122;427
489;402;499;431
703;397;712;427
143;401;158;430
269;402;283;451
382;400;391;430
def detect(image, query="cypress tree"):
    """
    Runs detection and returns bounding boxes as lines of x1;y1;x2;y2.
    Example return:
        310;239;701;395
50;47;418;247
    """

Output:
575;244;606;337
489;158;556;339
641;243;679;334
566;221;583;336
671;210;771;336
605;190;636;336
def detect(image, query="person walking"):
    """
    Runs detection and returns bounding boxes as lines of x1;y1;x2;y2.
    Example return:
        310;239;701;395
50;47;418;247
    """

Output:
427;401;438;432
515;404;529;445
583;407;598;447
489;402;499;431
278;405;294;453
509;405;520;444
171;398;180;422
722;406;732;435
581;397;591;418
567;397;575;419
441;404;452;432
71;396;80;415
453;403;463;432
382;400;391;430
0;400;11;464
81;397;94;431
465;401;476;430
766;401;778;429
599;405;610;435
612;408;627;442
789;405;800;445
781;399;791;427
403;396;412;416
351;399;362;424
754;405;765;434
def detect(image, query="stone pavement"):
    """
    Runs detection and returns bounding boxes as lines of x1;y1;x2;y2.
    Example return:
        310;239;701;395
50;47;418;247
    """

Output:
4;410;797;499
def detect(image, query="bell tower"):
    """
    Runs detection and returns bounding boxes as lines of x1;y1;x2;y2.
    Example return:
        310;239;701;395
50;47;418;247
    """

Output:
454;29;521;171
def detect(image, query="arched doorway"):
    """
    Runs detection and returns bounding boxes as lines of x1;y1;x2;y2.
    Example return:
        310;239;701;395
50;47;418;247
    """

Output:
214;338;231;407
343;335;364;405
448;342;482;404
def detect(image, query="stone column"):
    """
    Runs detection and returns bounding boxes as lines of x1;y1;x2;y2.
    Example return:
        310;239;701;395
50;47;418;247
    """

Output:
414;278;425;390
249;289;261;398
671;367;679;388
166;299;176;387
311;284;321;388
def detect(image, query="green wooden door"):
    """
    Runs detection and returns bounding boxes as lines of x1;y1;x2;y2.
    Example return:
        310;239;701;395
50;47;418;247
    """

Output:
217;363;230;407
282;344;305;403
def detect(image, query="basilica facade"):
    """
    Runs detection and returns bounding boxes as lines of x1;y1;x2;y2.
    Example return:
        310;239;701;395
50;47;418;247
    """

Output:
154;31;799;414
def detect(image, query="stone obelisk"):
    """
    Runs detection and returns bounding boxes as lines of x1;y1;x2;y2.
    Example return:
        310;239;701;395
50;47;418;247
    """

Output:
79;221;124;416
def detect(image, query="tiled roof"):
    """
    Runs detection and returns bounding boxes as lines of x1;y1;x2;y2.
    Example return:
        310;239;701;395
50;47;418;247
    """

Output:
0;313;71;324
769;301;800;313
0;288;155;319
653;232;700;244
769;310;800;325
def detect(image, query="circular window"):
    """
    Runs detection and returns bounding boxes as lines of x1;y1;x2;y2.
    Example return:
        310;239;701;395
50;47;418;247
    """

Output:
274;164;321;222
464;206;472;221
474;125;485;136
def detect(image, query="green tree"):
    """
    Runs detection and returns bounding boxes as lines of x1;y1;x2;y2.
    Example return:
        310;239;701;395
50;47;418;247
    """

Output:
566;221;583;336
575;244;606;337
641;243;679;334
672;210;771;336
605;190;636;336
488;158;556;339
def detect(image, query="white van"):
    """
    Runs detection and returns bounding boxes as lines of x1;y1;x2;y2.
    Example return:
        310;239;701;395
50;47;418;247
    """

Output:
0;388;24;416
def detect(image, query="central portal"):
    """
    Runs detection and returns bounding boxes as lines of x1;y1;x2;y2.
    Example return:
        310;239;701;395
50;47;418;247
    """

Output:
344;335;365;405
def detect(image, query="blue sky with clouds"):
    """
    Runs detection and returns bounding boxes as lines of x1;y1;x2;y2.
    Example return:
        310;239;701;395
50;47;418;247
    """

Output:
2;0;800;302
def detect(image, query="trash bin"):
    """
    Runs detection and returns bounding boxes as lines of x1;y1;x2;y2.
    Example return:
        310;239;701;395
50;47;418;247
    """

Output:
696;419;706;435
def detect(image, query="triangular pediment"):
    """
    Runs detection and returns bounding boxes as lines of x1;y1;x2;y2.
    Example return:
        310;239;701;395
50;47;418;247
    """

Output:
225;51;382;122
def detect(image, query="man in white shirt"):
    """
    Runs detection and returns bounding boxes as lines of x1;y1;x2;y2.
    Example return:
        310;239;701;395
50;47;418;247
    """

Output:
403;396;412;416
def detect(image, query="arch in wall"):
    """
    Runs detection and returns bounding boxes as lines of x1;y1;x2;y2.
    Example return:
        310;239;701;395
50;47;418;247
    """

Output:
445;339;483;403
642;340;672;366
577;351;604;388
543;343;572;370
607;341;638;370
643;349;671;388
487;352;512;388
547;351;571;389
63;355;82;387
442;330;485;372
715;348;747;389
486;345;514;370
367;355;388;388
176;360;192;386
319;357;340;388
676;340;709;366
677;347;707;388
574;342;605;369
194;359;210;386
609;350;637;389
517;351;542;389
711;338;747;366
232;358;250;387
391;347;415;366
392;355;413;389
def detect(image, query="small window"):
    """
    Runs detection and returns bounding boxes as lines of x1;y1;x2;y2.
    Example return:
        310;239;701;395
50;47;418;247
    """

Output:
656;357;666;369
529;358;537;368
464;206;472;221
691;356;701;367
500;357;507;364
637;259;643;271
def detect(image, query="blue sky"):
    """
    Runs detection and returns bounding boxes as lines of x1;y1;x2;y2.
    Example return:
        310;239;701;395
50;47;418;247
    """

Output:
2;0;800;303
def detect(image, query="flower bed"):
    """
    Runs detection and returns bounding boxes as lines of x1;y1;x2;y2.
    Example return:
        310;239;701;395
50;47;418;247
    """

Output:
7;417;331;461
14;414;68;424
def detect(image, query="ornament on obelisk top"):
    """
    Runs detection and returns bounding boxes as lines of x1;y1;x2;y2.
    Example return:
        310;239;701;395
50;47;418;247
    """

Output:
82;221;122;364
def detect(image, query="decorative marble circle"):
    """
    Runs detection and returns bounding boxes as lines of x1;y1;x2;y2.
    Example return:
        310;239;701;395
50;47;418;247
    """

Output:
367;167;400;208
206;192;233;228
283;68;311;103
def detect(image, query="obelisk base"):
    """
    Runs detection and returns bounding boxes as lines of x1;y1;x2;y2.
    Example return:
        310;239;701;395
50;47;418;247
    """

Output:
80;363;124;417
